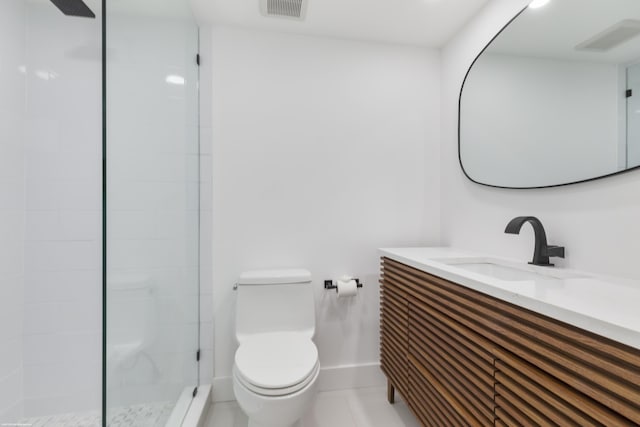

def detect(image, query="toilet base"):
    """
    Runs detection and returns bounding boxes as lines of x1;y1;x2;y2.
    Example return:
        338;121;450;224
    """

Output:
233;365;318;427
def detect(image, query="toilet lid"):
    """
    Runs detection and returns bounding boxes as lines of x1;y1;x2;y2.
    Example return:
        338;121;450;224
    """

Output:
235;332;318;390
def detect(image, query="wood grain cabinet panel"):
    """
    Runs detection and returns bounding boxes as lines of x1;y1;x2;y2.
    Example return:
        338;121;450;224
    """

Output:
379;257;640;427
380;259;410;399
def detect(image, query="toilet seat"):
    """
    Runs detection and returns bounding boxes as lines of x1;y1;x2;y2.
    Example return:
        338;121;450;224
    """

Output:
234;360;320;397
234;332;319;397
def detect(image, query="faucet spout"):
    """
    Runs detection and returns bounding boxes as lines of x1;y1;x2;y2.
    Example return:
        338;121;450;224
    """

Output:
505;216;564;267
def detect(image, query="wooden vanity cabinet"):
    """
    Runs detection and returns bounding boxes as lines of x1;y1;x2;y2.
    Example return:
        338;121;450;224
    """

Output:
380;257;640;427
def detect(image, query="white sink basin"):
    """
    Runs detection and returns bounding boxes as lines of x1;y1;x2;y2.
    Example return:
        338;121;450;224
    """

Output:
435;257;585;282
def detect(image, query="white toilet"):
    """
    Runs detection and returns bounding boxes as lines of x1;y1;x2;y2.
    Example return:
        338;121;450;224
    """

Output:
233;269;320;427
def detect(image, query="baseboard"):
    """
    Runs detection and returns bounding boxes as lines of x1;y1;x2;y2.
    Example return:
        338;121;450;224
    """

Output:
317;362;385;391
212;362;384;403
212;376;235;403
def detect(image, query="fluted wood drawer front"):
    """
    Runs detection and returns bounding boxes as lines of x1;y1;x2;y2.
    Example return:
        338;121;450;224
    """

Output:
409;309;495;425
383;258;640;424
494;347;637;427
380;261;409;397
407;363;465;427
409;355;479;427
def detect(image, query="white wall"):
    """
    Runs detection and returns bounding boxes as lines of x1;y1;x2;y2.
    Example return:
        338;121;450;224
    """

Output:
209;26;441;384
0;0;26;422
461;53;620;187
441;0;640;279
22;2;102;417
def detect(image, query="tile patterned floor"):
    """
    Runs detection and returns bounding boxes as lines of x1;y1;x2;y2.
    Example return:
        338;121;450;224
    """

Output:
205;387;421;427
16;401;173;427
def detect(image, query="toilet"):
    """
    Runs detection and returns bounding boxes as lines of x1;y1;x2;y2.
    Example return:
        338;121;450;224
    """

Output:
233;269;320;427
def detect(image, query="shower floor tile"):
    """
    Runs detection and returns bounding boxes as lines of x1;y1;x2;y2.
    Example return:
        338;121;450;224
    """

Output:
19;401;174;427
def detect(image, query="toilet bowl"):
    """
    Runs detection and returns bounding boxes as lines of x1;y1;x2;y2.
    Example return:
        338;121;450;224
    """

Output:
233;332;319;427
233;269;319;427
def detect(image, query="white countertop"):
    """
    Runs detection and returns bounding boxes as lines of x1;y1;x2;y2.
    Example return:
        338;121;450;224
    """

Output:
379;247;640;351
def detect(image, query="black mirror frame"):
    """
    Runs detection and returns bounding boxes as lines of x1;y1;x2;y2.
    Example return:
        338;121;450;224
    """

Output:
458;4;640;190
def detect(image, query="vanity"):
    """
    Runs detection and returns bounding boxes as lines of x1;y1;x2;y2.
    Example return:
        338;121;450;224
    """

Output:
379;248;640;427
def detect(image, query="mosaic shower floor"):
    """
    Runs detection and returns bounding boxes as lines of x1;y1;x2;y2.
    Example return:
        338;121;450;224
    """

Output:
17;402;174;427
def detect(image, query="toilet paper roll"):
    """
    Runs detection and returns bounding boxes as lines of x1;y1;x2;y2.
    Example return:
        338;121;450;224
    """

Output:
337;279;358;299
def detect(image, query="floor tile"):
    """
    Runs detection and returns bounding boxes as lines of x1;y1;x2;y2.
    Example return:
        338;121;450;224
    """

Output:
300;390;356;427
204;401;247;427
204;387;419;427
346;387;420;427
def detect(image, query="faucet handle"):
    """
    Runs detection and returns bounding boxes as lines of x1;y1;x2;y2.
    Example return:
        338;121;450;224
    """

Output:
545;246;565;259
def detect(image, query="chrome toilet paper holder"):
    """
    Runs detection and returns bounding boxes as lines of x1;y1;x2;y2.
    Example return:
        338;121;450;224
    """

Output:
324;278;363;292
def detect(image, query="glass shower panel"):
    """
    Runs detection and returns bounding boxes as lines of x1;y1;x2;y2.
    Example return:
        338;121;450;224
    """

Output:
1;0;102;425
627;63;640;168
105;1;200;425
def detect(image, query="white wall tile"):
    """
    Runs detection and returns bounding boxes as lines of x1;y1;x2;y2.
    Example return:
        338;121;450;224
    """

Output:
0;1;25;410
26;210;99;242
23;332;100;366
0;302;23;343
25;211;59;241
0;372;23;417
22;389;100;419
22;361;100;400
59;211;100;241
0;338;22;381
25;119;60;153
199;322;214;351
20;8;102;414
199;296;212;323
25;181;58;210
25;241;99;271
24;270;100;304
23;301;100;336
0;402;23;424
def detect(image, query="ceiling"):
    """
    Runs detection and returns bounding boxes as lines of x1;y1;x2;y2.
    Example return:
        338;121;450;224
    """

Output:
488;0;640;64
189;0;492;47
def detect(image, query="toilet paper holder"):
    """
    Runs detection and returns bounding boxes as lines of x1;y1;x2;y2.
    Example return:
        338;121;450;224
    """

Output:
324;278;363;292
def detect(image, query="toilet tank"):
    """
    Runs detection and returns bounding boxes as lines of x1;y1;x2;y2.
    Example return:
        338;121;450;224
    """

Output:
235;269;315;344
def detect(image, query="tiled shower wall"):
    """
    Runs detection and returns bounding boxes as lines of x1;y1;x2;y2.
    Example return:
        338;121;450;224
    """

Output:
22;1;102;416
1;1;210;421
0;0;26;421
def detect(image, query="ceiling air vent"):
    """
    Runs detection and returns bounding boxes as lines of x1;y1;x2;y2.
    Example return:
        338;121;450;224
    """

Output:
260;0;307;20
576;20;640;52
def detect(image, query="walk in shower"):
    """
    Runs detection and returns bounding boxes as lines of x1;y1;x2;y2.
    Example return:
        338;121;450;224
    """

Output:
0;0;205;425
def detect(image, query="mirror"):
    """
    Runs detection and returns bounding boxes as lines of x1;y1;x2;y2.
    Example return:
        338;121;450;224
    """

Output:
459;0;640;188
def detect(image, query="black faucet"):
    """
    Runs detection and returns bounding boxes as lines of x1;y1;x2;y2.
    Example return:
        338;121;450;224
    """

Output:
504;216;565;267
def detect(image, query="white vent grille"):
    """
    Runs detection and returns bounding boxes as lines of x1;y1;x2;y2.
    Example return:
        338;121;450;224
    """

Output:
260;0;306;20
576;20;640;52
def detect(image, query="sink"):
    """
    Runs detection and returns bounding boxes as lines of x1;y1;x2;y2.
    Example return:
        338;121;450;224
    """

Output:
434;257;586;282
449;262;549;281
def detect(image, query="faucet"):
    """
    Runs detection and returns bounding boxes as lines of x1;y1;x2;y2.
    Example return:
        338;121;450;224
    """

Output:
504;216;565;267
